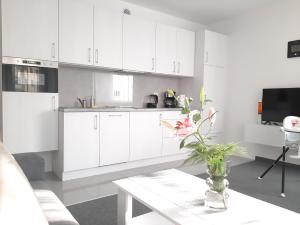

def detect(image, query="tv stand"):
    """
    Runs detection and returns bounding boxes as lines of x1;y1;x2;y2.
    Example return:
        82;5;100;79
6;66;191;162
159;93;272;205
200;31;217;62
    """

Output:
245;124;284;147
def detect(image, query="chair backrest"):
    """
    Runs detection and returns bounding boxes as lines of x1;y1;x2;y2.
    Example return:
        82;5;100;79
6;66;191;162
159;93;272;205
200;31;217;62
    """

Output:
283;116;300;133
283;117;300;159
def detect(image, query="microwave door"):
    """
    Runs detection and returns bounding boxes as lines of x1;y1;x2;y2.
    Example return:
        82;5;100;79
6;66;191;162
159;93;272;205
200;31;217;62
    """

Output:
16;65;28;92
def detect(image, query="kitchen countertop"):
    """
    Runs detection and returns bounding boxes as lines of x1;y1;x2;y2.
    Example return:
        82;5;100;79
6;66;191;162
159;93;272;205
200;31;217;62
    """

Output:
59;107;182;112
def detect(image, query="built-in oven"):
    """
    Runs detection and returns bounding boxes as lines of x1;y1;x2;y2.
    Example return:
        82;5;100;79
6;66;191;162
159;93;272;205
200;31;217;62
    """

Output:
2;57;58;93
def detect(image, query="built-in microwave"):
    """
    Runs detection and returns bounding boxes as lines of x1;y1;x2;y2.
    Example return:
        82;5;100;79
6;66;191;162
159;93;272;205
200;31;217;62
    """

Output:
2;57;58;93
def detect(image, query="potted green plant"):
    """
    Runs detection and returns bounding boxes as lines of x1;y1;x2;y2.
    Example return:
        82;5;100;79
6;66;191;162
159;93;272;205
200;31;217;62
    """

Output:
162;88;243;209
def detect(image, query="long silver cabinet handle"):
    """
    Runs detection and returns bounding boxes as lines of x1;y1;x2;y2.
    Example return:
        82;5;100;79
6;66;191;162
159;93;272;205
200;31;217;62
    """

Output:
94;115;98;130
205;52;209;63
159;113;162;126
177;62;181;74
88;48;92;63
108;114;123;117
95;49;99;64
52;96;56;111
51;43;56;59
173;61;176;73
152;58;155;71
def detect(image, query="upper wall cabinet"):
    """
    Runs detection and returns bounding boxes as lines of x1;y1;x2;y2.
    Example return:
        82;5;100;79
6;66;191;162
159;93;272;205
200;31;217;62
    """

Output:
123;14;156;73
156;24;195;77
94;2;123;69
59;0;94;66
2;0;58;61
176;28;195;77
204;30;227;68
156;24;177;75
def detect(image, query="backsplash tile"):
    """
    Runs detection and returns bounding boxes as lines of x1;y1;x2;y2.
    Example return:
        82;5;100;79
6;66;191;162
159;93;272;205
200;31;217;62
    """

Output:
59;67;181;108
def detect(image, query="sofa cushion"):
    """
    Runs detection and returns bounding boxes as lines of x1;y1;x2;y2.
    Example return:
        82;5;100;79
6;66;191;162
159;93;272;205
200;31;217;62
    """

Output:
13;153;46;181
35;189;79;225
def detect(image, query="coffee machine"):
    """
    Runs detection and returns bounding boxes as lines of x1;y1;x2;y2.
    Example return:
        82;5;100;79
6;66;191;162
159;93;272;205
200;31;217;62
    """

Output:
164;90;177;108
146;94;158;108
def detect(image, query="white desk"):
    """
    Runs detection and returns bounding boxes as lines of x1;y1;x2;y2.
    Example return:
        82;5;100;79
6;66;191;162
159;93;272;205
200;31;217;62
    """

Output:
244;124;284;147
114;169;300;225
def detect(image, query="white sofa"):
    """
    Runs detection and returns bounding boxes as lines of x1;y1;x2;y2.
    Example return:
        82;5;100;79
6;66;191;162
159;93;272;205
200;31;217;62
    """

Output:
0;143;79;225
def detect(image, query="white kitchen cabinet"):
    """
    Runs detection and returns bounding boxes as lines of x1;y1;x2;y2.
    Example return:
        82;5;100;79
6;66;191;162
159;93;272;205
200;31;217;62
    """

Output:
3;92;58;154
2;0;58;61
130;112;163;161
94;2;123;69
161;111;188;156
156;24;177;75
202;30;228;134
63;112;100;171
123;15;156;73
204;30;227;68
59;0;94;65
99;112;130;166
156;24;195;77
176;28;195;77
203;65;227;134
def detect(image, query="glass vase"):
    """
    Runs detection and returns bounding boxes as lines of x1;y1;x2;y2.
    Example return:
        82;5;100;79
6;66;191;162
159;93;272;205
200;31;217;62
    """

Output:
205;161;230;210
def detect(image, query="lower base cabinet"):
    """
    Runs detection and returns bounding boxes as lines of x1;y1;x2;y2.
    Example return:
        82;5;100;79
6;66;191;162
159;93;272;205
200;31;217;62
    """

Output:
3;92;58;154
63;112;100;171
130;112;163;161
161;111;188;156
60;110;187;173
99;112;130;166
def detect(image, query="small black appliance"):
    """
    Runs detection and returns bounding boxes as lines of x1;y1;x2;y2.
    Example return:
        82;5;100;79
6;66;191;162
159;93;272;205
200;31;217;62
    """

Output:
164;90;177;108
146;94;158;108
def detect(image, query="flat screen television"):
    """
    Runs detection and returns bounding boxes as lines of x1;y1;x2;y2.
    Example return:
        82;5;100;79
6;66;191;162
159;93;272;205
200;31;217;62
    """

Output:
262;88;300;123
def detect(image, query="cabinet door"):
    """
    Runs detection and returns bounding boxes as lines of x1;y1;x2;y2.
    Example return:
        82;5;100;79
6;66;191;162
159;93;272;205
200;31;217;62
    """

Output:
123;15;156;73
64;112;100;171
3;92;58;153
130;112;162;161
156;24;177;75
203;65;226;134
204;30;227;68
59;0;94;65
2;0;58;61
176;28;195;77
99;112;130;166
94;2;123;69
161;111;188;156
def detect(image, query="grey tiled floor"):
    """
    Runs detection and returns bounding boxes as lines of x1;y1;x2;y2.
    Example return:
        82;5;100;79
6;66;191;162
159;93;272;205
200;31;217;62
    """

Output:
43;156;250;206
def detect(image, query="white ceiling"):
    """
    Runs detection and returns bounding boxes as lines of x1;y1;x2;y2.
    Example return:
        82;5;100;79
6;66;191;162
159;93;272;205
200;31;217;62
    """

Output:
122;0;277;25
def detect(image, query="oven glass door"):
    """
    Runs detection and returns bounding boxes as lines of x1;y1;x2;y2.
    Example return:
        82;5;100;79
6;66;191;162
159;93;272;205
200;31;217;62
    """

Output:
2;64;58;93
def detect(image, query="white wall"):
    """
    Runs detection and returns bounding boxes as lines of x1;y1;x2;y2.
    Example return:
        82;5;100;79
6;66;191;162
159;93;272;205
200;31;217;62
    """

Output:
208;0;300;164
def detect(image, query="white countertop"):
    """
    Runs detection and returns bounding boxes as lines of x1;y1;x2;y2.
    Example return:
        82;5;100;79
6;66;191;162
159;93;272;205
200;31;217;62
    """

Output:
59;107;182;112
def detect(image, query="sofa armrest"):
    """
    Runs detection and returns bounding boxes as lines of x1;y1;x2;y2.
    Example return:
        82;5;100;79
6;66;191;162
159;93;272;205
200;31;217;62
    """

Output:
34;190;79;225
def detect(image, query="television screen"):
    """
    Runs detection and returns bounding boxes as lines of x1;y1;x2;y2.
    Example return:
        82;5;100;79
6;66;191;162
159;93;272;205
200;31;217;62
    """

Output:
262;88;300;123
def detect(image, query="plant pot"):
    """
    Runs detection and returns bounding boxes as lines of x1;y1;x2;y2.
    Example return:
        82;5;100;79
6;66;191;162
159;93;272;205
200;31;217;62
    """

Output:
205;161;230;209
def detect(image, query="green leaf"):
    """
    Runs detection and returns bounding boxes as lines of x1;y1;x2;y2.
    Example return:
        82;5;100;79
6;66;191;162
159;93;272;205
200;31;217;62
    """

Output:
180;139;185;149
192;112;201;124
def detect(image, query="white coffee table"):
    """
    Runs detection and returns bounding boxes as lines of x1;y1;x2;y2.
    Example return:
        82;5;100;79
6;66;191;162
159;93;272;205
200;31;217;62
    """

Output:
114;169;300;225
